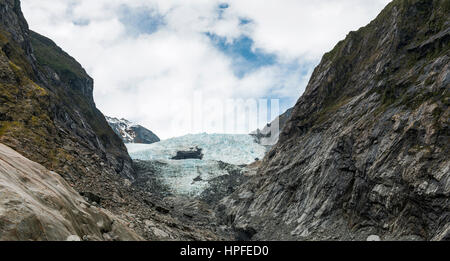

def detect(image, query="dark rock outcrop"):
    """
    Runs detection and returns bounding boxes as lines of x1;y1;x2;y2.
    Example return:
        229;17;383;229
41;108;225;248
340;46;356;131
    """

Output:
200;161;252;205
251;108;293;147
106;116;160;144
221;0;449;241
171;147;204;160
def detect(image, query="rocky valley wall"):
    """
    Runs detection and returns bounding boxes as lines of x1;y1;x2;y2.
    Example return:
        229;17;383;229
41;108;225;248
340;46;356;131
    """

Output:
0;0;134;199
220;0;449;241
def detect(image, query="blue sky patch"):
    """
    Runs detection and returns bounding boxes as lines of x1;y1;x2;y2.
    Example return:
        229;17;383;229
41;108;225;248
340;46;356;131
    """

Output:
219;3;230;9
118;5;165;36
239;18;252;25
217;3;230;19
206;33;277;78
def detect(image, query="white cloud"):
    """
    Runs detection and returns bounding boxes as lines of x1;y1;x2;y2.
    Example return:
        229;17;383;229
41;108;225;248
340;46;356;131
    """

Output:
225;0;391;59
21;0;390;139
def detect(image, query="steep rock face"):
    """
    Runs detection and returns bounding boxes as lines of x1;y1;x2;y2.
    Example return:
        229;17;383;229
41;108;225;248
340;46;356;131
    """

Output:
220;0;449;241
0;0;133;191
0;143;141;241
106;116;160;144
251;108;293;147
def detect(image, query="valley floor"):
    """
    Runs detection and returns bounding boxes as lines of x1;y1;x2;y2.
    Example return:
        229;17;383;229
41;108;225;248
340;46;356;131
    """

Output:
123;133;267;240
0;133;265;241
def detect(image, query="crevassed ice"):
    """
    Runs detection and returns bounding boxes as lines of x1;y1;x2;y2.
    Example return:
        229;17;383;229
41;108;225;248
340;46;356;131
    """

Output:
148;159;230;197
126;133;266;197
126;133;266;165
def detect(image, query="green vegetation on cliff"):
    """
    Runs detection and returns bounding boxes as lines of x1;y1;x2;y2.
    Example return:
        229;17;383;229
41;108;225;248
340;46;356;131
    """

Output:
301;0;449;129
30;31;87;85
0;0;133;189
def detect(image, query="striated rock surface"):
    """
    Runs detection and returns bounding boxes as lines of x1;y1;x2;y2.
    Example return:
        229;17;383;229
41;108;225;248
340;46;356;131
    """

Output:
106;116;160;145
0;143;141;241
220;0;449;241
251;108;293;147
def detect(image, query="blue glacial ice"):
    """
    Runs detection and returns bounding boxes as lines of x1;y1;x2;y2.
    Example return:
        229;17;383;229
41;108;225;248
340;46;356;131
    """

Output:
126;133;266;165
126;133;266;197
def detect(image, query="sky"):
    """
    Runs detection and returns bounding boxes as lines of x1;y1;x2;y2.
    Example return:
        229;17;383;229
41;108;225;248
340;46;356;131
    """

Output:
21;0;390;139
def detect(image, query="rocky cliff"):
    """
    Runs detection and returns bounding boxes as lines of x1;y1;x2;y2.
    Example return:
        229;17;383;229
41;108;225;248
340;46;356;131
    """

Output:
0;0;135;198
106;116;160;144
0;0;230;241
0;143;141;241
220;0;449;241
251;108;293;147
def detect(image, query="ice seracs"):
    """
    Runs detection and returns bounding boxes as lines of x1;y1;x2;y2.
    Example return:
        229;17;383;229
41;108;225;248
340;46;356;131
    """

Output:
127;133;267;197
127;133;266;165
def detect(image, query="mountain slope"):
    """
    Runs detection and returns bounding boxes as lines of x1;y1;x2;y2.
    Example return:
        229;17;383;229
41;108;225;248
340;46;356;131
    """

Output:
0;0;133;194
106;116;160;144
251;108;293;146
220;0;449;241
0;0;232;241
0;143;141;241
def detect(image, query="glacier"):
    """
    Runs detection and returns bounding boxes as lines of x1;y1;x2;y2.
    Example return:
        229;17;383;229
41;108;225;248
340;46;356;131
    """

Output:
127;133;266;165
127;133;267;198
